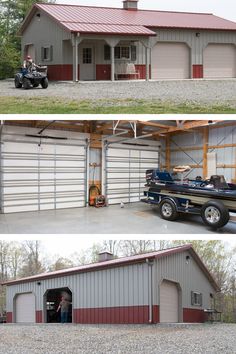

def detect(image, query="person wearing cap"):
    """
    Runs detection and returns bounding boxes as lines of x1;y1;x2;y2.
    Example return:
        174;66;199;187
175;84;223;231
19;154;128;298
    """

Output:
23;55;39;72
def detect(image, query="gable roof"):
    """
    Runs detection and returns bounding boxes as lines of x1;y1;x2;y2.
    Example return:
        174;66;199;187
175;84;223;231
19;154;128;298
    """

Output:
1;244;219;291
19;3;236;36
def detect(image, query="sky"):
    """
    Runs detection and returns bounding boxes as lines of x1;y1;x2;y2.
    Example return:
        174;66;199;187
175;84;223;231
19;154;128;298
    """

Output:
57;0;236;22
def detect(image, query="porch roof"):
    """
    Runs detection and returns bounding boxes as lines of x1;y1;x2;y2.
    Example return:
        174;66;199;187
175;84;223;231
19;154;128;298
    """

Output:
19;3;236;36
66;23;156;36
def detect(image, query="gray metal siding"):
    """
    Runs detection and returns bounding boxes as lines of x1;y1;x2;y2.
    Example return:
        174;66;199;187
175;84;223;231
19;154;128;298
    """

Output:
154;251;215;309
22;10;71;64
6;263;149;316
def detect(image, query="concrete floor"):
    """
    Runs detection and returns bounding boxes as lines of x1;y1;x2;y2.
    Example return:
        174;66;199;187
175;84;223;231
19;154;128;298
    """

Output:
0;203;235;234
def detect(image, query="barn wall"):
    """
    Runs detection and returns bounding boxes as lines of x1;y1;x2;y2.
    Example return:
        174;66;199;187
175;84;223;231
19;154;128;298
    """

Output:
170;123;236;182
6;262;150;323
155;250;216;311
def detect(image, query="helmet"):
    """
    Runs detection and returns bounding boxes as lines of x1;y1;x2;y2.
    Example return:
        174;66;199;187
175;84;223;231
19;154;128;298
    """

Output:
27;55;32;60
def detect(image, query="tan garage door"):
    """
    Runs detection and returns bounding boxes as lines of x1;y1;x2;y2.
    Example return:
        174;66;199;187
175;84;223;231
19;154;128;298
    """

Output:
15;293;36;323
160;280;179;323
151;43;190;79
204;44;236;78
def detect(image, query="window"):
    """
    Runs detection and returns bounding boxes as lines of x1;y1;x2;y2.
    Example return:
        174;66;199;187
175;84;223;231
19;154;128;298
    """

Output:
41;46;53;61
191;291;202;306
115;46;130;60
83;48;92;64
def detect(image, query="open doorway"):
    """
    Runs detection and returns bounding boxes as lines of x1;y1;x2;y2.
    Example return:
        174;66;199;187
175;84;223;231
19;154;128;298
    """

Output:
44;287;72;323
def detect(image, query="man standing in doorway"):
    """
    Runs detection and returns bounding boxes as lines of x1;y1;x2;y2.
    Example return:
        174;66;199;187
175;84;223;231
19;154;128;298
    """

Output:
56;296;70;323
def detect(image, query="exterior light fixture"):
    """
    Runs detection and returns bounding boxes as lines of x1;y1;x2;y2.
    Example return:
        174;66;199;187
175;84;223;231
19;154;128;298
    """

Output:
196;32;200;37
186;255;190;264
37;281;41;286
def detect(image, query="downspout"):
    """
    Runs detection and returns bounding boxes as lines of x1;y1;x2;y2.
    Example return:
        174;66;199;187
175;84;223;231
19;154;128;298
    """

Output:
146;258;154;323
86;138;90;207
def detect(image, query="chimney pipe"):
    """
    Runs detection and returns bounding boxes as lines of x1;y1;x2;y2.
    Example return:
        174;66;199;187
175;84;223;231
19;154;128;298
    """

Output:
123;0;138;11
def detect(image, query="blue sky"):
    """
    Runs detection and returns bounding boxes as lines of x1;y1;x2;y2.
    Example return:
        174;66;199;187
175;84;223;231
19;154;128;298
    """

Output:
58;0;236;22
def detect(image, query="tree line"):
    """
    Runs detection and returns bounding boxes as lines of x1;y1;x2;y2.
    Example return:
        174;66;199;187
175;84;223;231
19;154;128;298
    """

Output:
0;0;54;79
0;240;235;322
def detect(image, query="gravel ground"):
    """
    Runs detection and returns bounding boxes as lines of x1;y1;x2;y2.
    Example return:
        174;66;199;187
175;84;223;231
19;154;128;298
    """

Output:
1;79;236;106
0;323;235;354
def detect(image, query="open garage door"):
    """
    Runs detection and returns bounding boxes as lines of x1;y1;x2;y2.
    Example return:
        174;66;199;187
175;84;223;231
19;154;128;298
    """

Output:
104;140;160;205
15;293;35;323
1;126;88;213
160;280;179;323
151;43;190;79
203;44;236;78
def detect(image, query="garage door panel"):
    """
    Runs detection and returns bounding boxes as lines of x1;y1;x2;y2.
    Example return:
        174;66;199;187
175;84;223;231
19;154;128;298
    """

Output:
204;44;236;78
160;280;179;323
1;137;87;213
105;146;159;205
15;293;35;323
152;43;190;79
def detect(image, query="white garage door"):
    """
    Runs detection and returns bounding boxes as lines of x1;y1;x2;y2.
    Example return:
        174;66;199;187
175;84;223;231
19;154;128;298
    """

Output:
204;44;236;78
15;293;35;323
104;143;159;205
160;280;179;323
1;132;87;213
151;43;190;79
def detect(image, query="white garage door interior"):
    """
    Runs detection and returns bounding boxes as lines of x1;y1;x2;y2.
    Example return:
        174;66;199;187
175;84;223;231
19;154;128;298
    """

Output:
104;141;160;205
151;43;190;79
1;127;88;213
15;293;36;323
203;44;236;78
160;280;179;323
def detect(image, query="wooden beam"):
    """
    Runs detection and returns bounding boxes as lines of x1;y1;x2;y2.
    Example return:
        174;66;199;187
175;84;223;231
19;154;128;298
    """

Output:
203;126;209;179
166;135;171;171
90;134;102;149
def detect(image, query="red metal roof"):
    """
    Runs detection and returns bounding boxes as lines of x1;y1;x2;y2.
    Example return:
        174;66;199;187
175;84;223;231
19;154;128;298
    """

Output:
64;23;156;35
1;244;219;291
24;3;236;35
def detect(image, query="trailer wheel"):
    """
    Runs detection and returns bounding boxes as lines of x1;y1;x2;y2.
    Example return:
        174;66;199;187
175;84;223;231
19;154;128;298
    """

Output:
159;199;179;221
201;200;229;229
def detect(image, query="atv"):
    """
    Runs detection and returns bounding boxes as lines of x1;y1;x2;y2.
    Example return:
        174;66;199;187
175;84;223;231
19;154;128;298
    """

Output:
15;66;48;90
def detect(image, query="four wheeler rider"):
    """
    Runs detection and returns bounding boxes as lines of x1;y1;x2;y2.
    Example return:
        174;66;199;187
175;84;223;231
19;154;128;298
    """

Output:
23;55;40;72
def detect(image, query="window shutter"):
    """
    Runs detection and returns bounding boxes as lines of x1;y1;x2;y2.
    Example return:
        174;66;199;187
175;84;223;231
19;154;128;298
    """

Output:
41;47;44;61
50;45;53;61
104;45;111;60
131;45;137;61
191;291;194;305
200;293;203;307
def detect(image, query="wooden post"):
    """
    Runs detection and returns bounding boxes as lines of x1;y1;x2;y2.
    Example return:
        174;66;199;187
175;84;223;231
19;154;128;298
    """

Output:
166;135;170;171
203;127;209;179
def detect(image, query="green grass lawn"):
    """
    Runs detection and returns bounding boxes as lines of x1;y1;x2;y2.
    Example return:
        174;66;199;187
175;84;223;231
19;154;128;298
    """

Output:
0;96;236;114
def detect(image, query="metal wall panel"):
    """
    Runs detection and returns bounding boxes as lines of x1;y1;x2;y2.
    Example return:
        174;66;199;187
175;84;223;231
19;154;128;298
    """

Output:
104;139;160;205
6;263;149;317
1;126;88;213
155;251;215;309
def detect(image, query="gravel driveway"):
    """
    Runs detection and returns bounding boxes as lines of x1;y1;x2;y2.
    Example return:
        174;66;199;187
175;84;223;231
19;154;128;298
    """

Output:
1;79;236;107
0;323;235;354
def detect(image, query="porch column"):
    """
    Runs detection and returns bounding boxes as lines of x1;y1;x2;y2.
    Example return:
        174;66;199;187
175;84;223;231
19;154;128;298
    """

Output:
145;46;149;81
111;45;115;81
72;34;81;82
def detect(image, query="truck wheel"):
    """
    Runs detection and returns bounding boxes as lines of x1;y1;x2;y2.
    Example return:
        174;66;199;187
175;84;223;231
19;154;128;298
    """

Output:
159;199;179;221
23;78;31;89
201;200;229;229
41;78;48;89
14;75;22;88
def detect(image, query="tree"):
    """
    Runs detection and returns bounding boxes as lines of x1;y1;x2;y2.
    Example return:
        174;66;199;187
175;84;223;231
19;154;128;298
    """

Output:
19;241;46;277
49;257;74;272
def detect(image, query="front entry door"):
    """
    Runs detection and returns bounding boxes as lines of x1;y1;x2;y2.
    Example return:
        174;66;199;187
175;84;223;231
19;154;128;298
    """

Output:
80;46;95;81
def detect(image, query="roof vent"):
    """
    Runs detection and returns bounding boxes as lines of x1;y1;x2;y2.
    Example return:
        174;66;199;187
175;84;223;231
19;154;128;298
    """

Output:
123;0;138;11
98;251;114;262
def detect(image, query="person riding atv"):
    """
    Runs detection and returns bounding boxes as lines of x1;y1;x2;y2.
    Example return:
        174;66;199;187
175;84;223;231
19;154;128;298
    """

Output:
15;55;48;89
